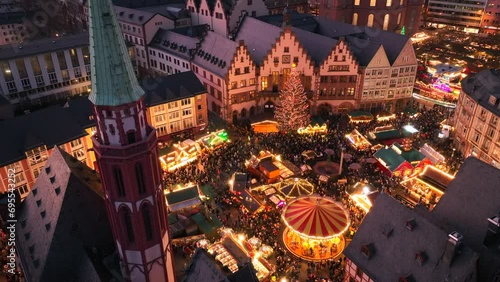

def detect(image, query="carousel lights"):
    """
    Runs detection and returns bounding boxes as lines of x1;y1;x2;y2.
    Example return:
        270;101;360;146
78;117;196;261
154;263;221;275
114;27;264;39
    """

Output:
280;208;351;240
283;215;351;241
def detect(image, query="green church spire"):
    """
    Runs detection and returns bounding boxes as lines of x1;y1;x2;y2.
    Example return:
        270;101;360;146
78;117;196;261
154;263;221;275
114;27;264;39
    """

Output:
88;0;144;106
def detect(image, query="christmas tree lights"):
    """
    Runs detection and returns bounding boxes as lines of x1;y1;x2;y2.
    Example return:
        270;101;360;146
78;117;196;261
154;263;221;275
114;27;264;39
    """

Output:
274;65;310;132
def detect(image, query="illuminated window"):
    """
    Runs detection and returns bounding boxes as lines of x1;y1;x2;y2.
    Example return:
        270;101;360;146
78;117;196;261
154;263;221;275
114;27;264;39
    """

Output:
261;76;268;89
352;13;358;25
354;0;360;5
397;13;401;25
386;0;391;6
383;14;390;30
367;14;374;27
370;0;376;6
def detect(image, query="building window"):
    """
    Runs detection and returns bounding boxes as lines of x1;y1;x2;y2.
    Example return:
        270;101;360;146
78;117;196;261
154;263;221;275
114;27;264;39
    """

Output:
124;211;134;243
370;0;376;6
135;163;146;194
354;0;360;5
367;14;374;27
383;14;390;30
143;206;153;240
284;47;289;53
261;76;268;89
352;13;358;25
114;167;126;197
231;81;237;89
249;78;255;85
386;0;391;6
397;12;402;25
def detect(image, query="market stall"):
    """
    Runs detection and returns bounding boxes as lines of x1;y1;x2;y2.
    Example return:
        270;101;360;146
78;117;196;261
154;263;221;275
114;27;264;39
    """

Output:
252;120;279;133
297;124;327;134
208;231;274;280
348;111;373;123
160;139;202;171
198;129;230;149
281;195;350;261
345;129;372;151
399;165;454;209
245;151;297;183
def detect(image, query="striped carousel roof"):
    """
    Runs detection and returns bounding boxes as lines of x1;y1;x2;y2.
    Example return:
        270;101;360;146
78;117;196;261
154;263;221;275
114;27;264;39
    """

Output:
282;196;350;239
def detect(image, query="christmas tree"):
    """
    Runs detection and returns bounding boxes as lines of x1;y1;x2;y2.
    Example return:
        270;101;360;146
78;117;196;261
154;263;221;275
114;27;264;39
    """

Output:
274;65;310;132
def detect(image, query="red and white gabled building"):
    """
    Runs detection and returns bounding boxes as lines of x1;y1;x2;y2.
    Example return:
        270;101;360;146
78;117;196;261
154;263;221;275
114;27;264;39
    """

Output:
88;0;175;280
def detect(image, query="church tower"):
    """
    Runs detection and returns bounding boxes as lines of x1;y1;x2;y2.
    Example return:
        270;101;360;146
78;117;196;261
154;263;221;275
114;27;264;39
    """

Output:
88;0;175;281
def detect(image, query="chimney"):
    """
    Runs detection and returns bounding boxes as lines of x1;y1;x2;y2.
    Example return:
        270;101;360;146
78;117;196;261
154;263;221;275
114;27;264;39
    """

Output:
483;215;500;247
443;231;463;266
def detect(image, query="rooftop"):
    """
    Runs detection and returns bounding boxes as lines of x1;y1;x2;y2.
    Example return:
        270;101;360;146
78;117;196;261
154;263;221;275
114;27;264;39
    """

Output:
0;96;94;166
235;17;283;65
192;30;239;77
461;69;500;117
149;28;201;60
142;71;206;106
432;157;500;247
0;11;26;25
0;33;89;60
16;147;114;282
344;193;478;281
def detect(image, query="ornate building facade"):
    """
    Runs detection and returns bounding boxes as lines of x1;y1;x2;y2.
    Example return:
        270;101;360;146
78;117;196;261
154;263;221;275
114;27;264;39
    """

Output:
147;15;417;122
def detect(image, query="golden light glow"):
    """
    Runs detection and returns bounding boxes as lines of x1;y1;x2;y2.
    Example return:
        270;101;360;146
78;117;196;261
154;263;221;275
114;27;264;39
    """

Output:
297;124;328;134
350;194;372;212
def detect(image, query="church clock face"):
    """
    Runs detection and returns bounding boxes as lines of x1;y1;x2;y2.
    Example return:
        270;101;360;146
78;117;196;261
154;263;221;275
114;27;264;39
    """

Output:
282;55;291;64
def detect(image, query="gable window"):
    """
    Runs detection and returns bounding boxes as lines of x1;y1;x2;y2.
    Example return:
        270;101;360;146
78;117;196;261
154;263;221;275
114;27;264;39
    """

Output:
284;47;289;53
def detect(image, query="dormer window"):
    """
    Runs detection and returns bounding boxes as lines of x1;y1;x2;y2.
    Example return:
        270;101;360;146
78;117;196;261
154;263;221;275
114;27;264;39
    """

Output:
360;243;375;259
414;251;427;265
488;95;496;105
405;219;416;231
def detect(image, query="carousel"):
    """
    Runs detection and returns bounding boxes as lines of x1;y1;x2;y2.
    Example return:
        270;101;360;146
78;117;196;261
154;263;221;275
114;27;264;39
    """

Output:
281;195;350;261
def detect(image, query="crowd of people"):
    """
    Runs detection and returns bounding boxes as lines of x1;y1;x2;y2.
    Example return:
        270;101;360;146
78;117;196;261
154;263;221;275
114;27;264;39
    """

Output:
163;108;462;282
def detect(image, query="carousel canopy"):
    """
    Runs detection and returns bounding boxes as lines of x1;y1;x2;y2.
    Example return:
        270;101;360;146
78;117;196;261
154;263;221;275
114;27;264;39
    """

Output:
282;196;350;239
275;178;314;199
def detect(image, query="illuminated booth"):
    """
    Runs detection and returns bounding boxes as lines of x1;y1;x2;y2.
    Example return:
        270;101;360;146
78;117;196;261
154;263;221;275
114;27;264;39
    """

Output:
198;129;229;149
281;196;350;261
160;139;202;171
348;111;373;123
345;129;372;151
297;124;327;135
251;120;279;133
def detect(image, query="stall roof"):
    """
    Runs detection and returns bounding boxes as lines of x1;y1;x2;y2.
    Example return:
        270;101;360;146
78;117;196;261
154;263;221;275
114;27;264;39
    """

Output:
222;237;251;266
191;212;222;234
259;160;280;172
166;186;200;208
